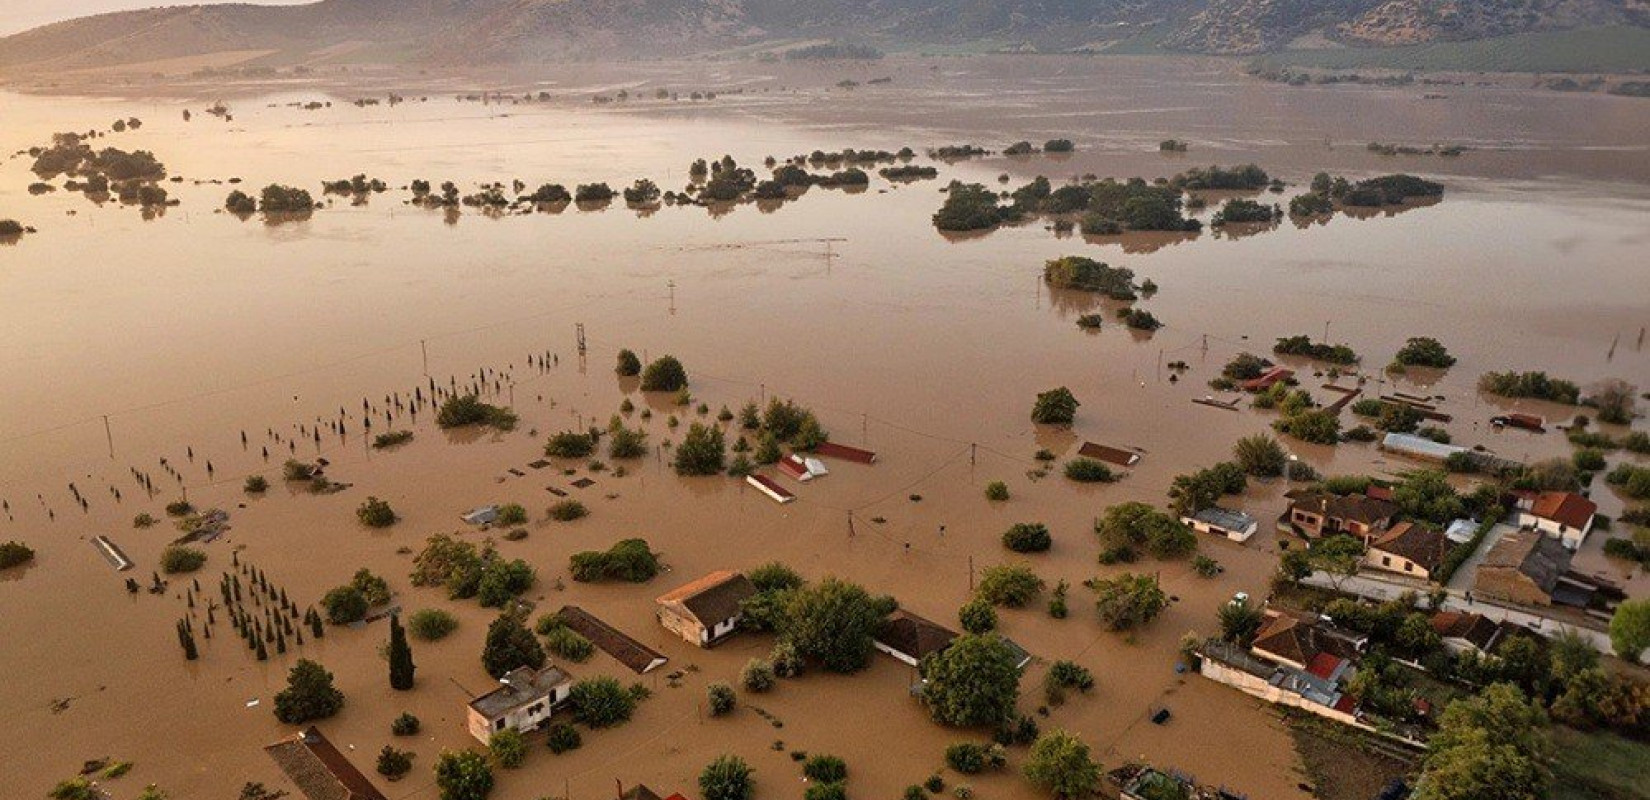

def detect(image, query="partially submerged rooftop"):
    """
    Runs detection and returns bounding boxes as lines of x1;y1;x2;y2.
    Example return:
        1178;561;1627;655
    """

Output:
264;726;387;800
468;665;572;720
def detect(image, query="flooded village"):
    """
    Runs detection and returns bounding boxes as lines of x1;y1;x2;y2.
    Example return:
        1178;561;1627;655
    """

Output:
1;41;1649;800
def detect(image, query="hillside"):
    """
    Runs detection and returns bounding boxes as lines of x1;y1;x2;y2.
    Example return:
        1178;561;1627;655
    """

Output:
0;0;1645;71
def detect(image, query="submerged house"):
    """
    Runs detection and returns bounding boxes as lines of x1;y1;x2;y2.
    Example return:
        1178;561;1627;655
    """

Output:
461;505;499;526
1283;490;1396;541
776;454;829;482
655;570;757;647
874;609;959;667
1363;522;1450;581
264;726;387;800
1513;490;1597;550
1181;507;1258;543
465;665;573;743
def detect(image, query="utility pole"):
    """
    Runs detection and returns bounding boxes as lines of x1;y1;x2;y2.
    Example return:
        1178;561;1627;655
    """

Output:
970;443;976;466
667;280;676;315
575;323;587;357
420;339;429;376
103;415;114;458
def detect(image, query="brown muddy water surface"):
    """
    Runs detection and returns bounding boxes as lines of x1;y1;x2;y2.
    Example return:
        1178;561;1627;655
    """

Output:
1;57;1647;799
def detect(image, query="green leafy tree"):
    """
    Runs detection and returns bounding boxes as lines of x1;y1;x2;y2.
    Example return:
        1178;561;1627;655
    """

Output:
1091;573;1167;631
569;677;638;727
434;750;494;800
1031;388;1079;426
1611;599;1650;663
1002;523;1052;553
356;496;397;527
616;349;642;376
1022;730;1102;799
707;682;737;716
1308;534;1366;591
779;577;884;673
273;659;345;724
481;614;545;679
976;564;1045;607
958;598;999;634
674;422;726;475
1233;434;1287;476
321;585;369;624
376;746;413;779
921;634;1023;727
1218;599;1264;646
640;355;689;391
388;613;416;690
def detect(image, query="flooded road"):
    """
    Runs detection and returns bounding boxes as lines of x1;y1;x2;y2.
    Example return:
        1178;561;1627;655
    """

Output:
0;56;1646;799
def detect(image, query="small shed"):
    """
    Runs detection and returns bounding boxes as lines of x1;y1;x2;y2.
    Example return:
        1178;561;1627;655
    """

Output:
776;454;828;482
813;441;878;464
1078;442;1142;468
746;474;795;504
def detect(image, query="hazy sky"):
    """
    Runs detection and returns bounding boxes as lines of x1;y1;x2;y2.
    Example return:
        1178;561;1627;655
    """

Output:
3;0;311;37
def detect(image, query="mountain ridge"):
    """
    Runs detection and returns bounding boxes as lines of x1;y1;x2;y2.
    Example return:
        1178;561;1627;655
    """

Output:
2;0;1645;70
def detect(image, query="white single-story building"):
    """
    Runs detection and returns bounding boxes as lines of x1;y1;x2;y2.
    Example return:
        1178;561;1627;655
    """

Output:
1514;491;1597;550
1181;507;1258;543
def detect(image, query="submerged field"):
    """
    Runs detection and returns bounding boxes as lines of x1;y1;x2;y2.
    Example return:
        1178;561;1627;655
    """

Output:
0;56;1648;800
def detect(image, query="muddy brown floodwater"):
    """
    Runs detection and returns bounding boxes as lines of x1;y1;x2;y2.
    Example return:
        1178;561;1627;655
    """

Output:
0;56;1646;800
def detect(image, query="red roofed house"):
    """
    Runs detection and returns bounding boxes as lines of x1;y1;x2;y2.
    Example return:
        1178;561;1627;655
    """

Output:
1514;491;1597;550
264;726;387;800
656;571;757;647
1250;609;1367;672
776;454;828;483
1239;366;1294;392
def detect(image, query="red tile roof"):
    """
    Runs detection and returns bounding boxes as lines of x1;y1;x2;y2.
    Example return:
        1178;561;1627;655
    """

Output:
813;441;877;464
1528;491;1596;530
1304;652;1343;680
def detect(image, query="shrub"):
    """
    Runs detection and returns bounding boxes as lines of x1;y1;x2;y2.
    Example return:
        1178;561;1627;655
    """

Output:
976;564;1044;607
544;626;595;662
547;723;582;754
616;349;642;376
1091;573;1168;630
357;497;397;527
544;432;596;458
944;743;1003;774
391;712;421;736
373;430;414;448
569;538;660;582
321;586;368;624
549;500;588;521
609;425;648;458
1031;388;1080;425
133;513;157;528
708;683;737;716
407;609;457;640
496;503;528;525
771;640;806;678
1046;661;1094;692
1002;522;1052;553
803;754;848;783
0;540;36;570
437;394;516;430
282;459;317;480
244;475;269;493
377;746;413;779
160;545;206;574
164;500;193;516
489;728;527;768
958;597;999;634
1392;337;1456;368
1275;409;1341;445
700;756;754;800
985;481;1010;501
641;356;689;391
1192;554;1221;577
1574;448;1607;472
570;677;638;727
1232;434;1287;476
674;423;727;476
1063;459;1114;483
741;659;777;692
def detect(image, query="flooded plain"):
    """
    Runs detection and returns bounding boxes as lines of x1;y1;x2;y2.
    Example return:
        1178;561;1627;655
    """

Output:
1;56;1647;799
